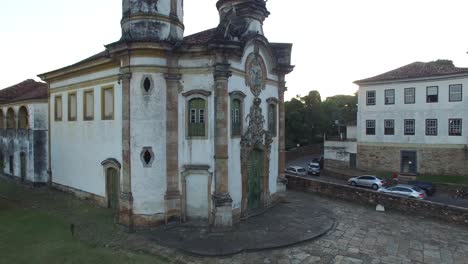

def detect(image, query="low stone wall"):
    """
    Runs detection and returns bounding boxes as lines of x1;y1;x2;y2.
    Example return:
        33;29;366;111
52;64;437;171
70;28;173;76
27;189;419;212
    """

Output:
52;182;107;208
324;159;349;170
287;175;468;226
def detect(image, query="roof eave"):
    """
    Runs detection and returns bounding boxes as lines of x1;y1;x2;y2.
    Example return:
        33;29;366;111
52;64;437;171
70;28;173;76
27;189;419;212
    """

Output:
354;72;468;86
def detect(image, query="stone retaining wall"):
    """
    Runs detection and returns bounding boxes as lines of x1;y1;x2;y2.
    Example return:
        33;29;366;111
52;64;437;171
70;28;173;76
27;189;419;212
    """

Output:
287;175;468;226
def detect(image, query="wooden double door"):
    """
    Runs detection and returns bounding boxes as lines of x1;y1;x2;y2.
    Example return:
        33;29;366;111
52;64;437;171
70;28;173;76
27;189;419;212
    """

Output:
247;149;263;210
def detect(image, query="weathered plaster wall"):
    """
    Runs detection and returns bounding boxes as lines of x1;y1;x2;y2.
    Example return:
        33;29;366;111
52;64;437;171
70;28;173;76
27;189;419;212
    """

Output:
130;71;167;216
50;81;122;197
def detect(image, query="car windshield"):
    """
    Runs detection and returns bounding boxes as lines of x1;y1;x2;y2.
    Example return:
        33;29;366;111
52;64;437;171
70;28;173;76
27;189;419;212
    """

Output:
298;168;306;172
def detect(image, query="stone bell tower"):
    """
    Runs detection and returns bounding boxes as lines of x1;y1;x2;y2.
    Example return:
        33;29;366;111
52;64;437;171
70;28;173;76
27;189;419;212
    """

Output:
121;0;184;42
215;0;269;40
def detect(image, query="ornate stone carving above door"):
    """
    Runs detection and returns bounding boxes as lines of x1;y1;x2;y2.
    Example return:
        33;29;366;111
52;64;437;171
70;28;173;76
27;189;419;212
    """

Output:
245;53;267;98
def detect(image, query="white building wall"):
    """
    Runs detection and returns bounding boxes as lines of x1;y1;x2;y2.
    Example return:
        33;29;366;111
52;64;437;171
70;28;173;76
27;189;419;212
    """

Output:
358;77;468;145
324;141;357;163
130;71;168;215
50;80;122;197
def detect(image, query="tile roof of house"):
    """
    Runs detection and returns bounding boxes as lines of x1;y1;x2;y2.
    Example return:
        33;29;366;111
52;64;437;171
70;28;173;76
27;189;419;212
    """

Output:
354;60;468;84
183;28;217;45
0;79;48;104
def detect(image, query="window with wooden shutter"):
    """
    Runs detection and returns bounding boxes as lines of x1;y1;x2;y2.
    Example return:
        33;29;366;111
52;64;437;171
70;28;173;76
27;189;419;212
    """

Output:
55;96;62;121
68;92;77;121
268;104;277;136
231;99;241;136
102;87;114;120
188;98;206;137
84;90;94;121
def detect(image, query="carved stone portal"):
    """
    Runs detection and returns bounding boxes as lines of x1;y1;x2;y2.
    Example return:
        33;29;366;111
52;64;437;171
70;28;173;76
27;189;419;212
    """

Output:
240;98;273;215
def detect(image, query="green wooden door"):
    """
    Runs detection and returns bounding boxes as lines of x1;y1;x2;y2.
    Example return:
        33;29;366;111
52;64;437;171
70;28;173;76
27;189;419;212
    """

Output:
107;168;119;210
248;149;263;209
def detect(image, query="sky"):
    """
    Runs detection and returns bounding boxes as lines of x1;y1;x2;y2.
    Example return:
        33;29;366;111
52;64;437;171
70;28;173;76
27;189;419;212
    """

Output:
1;0;468;101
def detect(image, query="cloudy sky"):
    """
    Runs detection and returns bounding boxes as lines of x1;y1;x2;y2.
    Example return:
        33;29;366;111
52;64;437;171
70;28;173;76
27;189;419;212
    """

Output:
1;0;468;100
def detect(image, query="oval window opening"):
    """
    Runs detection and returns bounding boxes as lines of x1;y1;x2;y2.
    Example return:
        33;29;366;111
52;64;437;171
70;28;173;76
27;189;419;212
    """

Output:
143;78;151;93
143;150;152;165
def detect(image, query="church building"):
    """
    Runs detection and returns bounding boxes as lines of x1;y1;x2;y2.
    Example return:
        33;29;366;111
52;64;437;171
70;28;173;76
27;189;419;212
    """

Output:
38;0;293;228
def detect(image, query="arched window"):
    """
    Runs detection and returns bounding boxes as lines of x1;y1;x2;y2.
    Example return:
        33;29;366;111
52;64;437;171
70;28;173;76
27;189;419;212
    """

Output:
18;106;29;129
0;110;4;129
6;108;15;129
188;98;206;137
268;103;277;137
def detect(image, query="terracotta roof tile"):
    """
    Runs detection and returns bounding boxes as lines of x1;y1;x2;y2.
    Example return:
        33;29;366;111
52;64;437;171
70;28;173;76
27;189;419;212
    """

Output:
355;60;468;84
183;28;217;45
0;79;48;103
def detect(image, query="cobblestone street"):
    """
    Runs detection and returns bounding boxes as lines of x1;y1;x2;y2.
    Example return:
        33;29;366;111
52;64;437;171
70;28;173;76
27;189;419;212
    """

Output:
174;193;468;264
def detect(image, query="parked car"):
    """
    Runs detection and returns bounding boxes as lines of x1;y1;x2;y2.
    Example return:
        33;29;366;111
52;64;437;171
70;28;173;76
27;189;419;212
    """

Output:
407;180;436;196
307;162;321;176
285;166;307;176
348;175;386;190
378;184;426;199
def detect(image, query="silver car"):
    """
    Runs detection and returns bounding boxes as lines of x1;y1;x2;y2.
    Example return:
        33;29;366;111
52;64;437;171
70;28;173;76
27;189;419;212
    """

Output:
285;166;307;176
307;162;321;176
378;184;426;199
348;175;386;190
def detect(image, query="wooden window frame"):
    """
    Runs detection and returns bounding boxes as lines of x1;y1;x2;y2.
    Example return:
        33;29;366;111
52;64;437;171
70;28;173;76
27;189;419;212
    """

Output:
54;95;63;122
384;89;395;105
366;120;376;135
426;86;439;103
366;90;376;106
68;92;77;121
384;119;394;135
425;119;438;136
83;90;94;121
449;84;463;102
182;90;212;140
448;118;462;136
229;91;246;138
404;119;415;135
404;88;415;104
101;86;114;120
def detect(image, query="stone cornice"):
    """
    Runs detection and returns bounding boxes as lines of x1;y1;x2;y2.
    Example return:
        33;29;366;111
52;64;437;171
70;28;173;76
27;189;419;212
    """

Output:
182;89;212;97
229;91;247;99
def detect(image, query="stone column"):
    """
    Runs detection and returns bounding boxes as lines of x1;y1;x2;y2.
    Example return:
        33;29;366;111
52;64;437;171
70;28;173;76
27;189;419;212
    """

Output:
164;67;182;223
277;75;288;193
119;62;134;231
212;62;233;229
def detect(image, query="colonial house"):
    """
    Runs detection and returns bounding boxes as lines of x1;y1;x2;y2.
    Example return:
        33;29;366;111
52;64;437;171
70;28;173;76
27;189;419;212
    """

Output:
38;0;293;229
354;60;467;176
0;79;49;185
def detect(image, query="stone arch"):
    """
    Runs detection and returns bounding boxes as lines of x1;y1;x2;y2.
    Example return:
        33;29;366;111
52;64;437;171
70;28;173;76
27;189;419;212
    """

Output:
6;108;15;129
18;106;29;129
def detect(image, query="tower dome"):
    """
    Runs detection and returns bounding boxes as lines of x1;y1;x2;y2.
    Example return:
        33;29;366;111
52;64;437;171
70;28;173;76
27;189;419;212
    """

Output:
121;0;184;42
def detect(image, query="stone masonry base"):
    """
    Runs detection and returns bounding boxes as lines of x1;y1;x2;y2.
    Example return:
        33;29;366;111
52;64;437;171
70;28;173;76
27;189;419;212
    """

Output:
357;144;467;176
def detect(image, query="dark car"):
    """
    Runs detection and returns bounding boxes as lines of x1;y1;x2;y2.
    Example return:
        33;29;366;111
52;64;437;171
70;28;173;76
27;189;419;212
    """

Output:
407;180;436;196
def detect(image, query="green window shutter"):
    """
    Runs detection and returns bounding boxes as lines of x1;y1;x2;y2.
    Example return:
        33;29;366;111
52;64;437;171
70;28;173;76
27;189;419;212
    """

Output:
188;98;206;137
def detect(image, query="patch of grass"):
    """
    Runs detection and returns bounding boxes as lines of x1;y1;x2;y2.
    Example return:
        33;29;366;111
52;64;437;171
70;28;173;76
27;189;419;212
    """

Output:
0;178;169;264
417;175;468;185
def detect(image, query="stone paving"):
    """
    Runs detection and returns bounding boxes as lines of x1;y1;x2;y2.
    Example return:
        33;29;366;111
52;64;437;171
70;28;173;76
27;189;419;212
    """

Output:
166;192;468;264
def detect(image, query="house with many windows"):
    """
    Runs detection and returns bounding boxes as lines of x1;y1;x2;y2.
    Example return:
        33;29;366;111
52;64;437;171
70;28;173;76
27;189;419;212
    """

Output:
354;60;467;176
0;80;49;185
38;0;293;229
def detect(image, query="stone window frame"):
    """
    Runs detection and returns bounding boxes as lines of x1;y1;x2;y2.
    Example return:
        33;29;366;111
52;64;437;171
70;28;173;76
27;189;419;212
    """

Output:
426;86;439;103
141;75;155;95
366;120;376;135
229;91;246;138
425;119;438;136
449;84;462;102
68;92;77;122
448;118;462;136
267;97;279;137
54;95;63;122
0;109;4;129
182;90;212;140
384;89;395;105
83;89;95;121
366;90;376;106
404;87;415;104
384;119;394;135
17;106;29;129
140;147;155;168
101;85;115;120
404;119;415;135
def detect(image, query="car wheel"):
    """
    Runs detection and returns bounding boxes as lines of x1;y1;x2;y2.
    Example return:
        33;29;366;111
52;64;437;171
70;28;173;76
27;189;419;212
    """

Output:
351;181;356;187
372;184;379;190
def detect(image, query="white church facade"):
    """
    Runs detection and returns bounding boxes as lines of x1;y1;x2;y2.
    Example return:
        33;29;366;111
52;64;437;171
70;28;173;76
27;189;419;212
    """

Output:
38;0;294;228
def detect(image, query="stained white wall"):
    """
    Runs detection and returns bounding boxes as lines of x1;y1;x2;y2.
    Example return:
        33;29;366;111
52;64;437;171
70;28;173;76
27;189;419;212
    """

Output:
130;71;167;215
358;77;468;145
50;80;122;197
324;141;357;162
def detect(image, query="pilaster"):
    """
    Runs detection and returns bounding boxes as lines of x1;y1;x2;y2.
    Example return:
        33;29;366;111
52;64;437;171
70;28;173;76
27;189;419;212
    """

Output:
118;67;134;231
277;76;287;193
164;57;182;224
213;62;233;228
